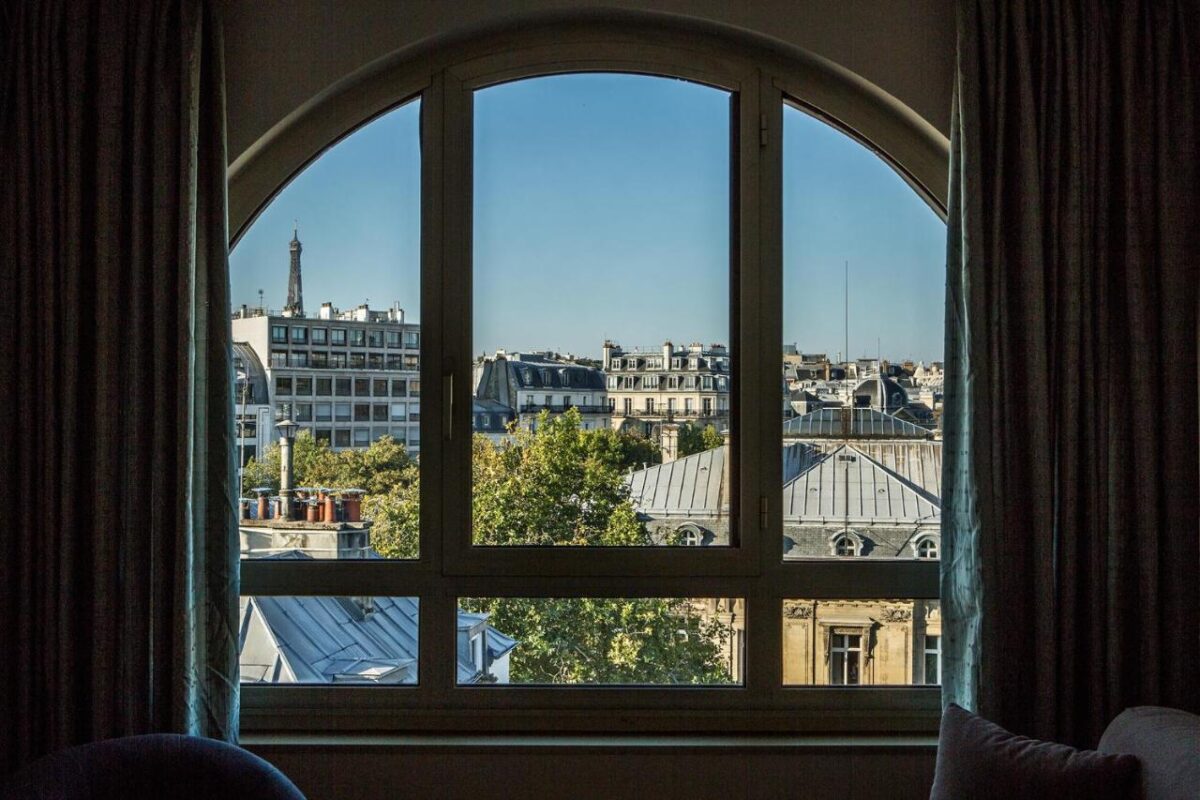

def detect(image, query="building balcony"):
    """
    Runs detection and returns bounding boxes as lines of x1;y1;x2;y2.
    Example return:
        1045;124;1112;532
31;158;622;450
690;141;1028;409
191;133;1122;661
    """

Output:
613;408;725;419
519;403;610;415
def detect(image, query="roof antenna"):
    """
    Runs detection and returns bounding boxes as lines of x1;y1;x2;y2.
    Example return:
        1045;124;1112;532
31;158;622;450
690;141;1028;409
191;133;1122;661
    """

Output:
844;260;851;437
878;336;884;412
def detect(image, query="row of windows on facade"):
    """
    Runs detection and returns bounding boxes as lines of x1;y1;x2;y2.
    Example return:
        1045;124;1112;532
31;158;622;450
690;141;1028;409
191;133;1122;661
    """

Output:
236;422;420;448
270;324;419;349
266;401;418;424
516;395;604;411
274;376;420;398
831;533;939;559
237;421;418;448
607;374;729;391
269;350;419;370
609;355;729;372
476;413;608;430
309;426;417;448
235;410;418;440
618;396;725;414
828;632;941;685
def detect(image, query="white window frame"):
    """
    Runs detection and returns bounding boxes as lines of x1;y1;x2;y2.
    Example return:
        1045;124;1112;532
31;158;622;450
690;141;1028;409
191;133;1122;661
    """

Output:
913;536;940;560
231;21;947;737
923;634;941;685
829;632;863;685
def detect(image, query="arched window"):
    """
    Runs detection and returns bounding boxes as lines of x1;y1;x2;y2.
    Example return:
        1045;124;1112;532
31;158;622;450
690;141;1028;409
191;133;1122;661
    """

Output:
833;534;859;557
916;537;939;559
229;17;948;733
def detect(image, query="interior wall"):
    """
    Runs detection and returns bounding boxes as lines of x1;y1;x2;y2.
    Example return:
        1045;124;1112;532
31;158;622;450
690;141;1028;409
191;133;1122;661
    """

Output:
221;0;955;165
248;743;937;800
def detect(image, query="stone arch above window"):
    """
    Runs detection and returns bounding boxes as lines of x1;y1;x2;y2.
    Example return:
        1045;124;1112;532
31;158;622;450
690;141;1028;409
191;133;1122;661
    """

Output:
829;531;863;557
912;534;940;559
676;523;704;547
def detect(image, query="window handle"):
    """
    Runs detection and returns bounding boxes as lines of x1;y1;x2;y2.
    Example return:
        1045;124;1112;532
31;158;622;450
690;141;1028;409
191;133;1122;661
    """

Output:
443;371;453;440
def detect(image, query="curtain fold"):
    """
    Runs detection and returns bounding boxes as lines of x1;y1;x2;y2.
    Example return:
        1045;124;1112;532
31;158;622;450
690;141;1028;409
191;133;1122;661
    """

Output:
0;0;238;774
944;0;1200;748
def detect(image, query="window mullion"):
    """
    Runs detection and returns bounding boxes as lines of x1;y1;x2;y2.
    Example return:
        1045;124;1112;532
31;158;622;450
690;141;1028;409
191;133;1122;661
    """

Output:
744;71;785;701
422;66;464;701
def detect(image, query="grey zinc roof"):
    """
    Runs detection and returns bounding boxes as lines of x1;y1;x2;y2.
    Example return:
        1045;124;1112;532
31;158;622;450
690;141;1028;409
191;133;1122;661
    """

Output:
845;440;942;498
239;552;514;684
781;444;940;525
782;407;933;439
625;443;819;515
240;594;420;684
625;446;727;516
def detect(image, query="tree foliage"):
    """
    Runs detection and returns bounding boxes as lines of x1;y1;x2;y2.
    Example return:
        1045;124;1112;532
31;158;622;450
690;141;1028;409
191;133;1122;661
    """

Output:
464;409;729;682
677;423;725;457
461;595;732;685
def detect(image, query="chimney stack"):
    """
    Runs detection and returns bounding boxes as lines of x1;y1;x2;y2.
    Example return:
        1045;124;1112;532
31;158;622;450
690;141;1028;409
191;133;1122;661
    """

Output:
662;340;673;367
661;423;680;463
721;431;732;511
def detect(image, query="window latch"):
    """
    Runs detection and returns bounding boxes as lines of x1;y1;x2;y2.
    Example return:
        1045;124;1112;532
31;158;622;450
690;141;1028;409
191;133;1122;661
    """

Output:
759;495;769;529
443;371;453;440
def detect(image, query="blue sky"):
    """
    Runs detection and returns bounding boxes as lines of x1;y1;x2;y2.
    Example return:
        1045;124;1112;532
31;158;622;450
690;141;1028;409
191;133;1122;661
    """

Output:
231;74;945;363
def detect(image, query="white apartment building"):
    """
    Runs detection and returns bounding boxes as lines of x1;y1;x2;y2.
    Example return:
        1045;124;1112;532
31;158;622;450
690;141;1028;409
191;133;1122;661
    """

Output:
232;231;421;456
602;340;731;436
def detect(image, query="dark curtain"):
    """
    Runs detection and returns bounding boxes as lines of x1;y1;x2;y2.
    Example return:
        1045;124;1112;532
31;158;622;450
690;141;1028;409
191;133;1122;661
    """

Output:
0;0;238;774
943;0;1200;748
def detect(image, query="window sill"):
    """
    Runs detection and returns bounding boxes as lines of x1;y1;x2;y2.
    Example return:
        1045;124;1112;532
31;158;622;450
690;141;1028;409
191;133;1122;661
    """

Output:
241;732;938;751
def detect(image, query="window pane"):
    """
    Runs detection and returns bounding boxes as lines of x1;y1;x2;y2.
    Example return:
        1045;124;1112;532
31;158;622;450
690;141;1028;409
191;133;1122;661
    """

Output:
782;599;941;685
230;99;421;560
239;595;418;684
458;597;742;685
472;73;731;546
781;103;945;561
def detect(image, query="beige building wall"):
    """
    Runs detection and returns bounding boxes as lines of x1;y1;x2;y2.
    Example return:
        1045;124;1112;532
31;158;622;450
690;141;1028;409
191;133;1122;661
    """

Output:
782;599;941;686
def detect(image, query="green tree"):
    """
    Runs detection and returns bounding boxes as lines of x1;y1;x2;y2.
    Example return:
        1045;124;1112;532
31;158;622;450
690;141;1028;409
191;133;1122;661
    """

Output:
460;595;731;684
473;409;648;546
582;426;661;472
464;410;731;683
240;430;343;494
677;423;724;457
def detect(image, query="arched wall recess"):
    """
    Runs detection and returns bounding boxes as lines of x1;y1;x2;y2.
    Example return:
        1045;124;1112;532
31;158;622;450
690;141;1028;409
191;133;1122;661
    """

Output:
233;11;949;735
227;14;949;245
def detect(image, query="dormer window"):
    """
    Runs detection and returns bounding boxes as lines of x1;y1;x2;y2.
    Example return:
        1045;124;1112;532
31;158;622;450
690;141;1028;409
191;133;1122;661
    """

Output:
831;533;861;557
915;537;939;559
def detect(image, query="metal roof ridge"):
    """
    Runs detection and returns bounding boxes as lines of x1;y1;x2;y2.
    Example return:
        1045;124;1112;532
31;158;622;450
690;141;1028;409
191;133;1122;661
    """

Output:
840;443;942;508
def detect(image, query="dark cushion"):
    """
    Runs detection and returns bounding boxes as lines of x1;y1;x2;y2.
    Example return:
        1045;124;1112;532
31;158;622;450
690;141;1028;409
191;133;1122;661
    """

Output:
1099;706;1200;800
930;704;1140;800
2;733;306;800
